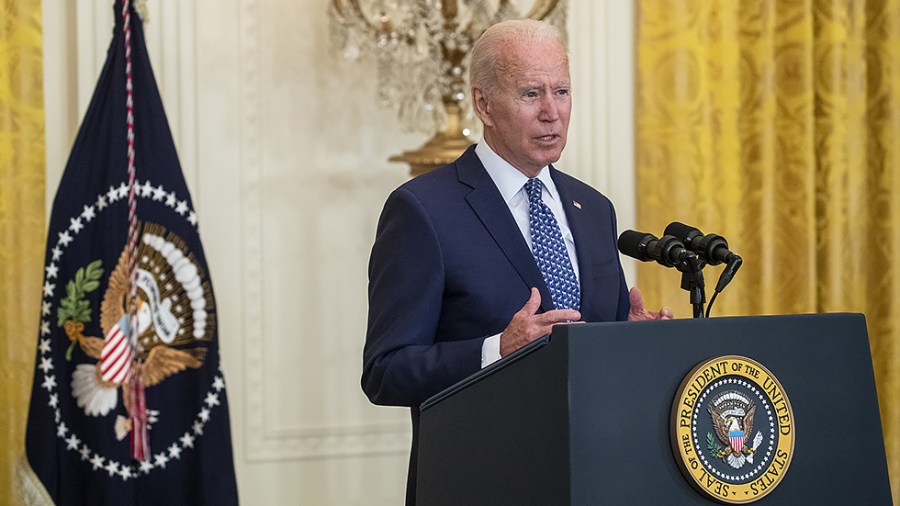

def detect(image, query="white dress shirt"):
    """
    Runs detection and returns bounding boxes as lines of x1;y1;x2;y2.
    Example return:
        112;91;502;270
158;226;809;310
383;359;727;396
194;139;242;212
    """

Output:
475;140;581;368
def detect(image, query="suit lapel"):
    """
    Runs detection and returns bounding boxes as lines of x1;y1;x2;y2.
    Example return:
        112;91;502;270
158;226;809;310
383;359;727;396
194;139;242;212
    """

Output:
457;148;555;313
551;167;596;314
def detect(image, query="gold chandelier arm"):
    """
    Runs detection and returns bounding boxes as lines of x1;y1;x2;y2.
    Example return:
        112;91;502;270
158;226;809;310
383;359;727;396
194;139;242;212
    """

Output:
442;0;458;20
330;0;347;18
331;0;380;33
524;0;561;20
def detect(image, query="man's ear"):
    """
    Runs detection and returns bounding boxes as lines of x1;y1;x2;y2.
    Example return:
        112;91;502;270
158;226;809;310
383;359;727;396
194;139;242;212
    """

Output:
472;87;494;128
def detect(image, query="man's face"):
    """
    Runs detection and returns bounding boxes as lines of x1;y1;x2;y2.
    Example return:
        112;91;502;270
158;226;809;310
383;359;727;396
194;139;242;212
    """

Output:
474;38;571;177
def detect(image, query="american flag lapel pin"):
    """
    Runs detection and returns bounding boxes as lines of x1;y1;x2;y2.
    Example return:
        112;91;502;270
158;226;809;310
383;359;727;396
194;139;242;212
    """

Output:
573;200;582;209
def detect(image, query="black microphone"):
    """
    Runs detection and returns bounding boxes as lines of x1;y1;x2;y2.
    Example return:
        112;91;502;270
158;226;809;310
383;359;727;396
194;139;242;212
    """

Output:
665;221;743;295
664;222;737;266
617;230;694;268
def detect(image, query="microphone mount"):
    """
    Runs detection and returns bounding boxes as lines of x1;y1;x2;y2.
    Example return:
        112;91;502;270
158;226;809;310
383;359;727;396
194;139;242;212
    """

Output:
676;252;706;319
664;222;744;317
617;230;707;318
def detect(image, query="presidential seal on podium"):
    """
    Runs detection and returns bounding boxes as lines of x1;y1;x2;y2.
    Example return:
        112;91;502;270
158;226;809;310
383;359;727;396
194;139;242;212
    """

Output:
671;355;795;503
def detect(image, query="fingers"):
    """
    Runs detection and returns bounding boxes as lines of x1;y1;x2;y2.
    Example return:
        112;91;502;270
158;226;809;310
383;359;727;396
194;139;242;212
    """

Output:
518;289;580;324
628;286;645;314
628;286;676;321
501;289;541;357
501;288;581;357
519;287;542;316
523;289;580;326
537;308;581;325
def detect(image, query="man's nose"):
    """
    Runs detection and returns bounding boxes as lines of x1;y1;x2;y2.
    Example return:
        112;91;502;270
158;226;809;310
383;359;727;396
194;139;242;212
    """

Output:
538;95;560;121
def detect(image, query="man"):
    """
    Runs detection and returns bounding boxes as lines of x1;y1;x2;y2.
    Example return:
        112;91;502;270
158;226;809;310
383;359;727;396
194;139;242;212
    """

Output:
362;19;671;503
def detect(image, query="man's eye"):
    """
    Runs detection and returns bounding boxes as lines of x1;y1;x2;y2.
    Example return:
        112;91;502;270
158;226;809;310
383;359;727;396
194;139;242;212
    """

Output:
524;91;538;98
557;89;569;96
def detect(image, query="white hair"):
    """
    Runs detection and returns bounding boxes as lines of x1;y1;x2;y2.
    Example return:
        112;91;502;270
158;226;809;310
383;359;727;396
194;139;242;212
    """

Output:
469;19;567;97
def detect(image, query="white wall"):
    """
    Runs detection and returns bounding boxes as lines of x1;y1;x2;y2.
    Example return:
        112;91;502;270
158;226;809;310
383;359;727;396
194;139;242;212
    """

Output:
41;1;635;503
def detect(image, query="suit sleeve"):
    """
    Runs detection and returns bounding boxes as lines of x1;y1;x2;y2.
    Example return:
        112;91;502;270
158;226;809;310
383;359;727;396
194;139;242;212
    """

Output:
362;187;484;407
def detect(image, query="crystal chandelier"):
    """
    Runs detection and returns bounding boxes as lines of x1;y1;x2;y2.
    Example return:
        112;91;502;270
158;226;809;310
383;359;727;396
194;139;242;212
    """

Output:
328;0;566;176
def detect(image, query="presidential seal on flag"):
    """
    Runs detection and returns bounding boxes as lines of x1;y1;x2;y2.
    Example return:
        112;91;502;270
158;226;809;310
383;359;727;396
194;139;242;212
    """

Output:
671;356;795;504
64;222;213;434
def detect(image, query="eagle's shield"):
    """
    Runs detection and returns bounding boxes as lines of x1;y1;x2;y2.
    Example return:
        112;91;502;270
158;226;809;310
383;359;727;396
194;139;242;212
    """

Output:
730;431;745;452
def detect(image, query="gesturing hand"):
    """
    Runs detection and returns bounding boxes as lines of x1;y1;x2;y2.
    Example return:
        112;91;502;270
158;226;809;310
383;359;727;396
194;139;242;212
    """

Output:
627;286;674;321
500;288;581;357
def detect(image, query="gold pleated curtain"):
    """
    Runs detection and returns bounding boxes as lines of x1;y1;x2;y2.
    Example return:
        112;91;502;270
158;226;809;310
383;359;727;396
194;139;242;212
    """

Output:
0;1;45;504
637;0;900;498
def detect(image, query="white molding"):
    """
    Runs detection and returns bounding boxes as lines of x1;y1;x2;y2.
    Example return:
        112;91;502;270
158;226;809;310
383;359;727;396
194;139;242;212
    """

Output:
564;0;605;188
42;0;77;213
238;0;266;461
564;0;637;284
143;1;199;190
604;0;637;285
249;422;410;461
236;0;409;462
75;2;108;116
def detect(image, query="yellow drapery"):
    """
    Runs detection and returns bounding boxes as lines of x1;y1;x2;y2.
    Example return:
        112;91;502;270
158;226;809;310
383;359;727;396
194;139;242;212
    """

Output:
637;0;900;498
0;0;45;504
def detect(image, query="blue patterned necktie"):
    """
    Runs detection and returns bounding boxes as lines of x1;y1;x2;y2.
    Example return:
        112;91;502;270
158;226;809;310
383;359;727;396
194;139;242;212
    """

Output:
524;178;580;310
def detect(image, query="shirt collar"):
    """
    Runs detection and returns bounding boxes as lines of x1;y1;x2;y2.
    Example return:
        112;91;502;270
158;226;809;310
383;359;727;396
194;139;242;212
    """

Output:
475;139;560;204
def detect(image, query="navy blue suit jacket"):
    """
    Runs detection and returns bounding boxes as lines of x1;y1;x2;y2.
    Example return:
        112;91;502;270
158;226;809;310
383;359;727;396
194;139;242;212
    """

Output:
362;145;629;502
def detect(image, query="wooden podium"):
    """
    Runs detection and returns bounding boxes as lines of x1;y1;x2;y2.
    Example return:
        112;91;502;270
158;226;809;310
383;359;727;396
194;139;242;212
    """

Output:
417;314;892;504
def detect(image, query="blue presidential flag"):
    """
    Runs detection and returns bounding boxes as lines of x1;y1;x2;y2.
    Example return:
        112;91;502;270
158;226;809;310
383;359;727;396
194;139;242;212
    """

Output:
21;2;238;504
